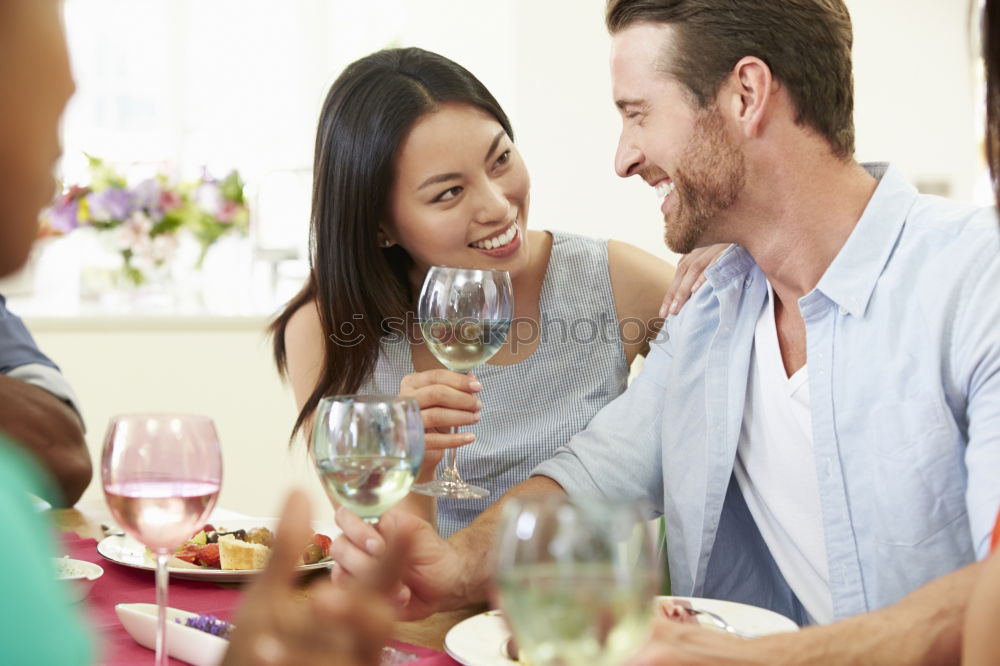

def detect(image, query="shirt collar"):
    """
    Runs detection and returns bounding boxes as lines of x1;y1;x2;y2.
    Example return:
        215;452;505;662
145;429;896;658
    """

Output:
703;162;916;314
706;243;756;286
811;162;917;317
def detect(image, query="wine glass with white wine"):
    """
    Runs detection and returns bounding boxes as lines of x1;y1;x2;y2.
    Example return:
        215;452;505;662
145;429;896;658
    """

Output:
412;265;513;499
494;495;660;666
311;395;424;524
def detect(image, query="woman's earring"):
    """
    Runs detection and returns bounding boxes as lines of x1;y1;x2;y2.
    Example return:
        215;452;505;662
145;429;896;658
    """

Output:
381;239;392;248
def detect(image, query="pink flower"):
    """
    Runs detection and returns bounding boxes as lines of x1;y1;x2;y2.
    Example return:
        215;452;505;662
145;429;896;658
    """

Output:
216;200;239;223
159;189;183;211
117;211;154;251
60;185;90;206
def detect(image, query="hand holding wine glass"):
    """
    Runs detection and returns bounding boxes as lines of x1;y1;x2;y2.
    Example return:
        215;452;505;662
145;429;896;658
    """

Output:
102;414;222;666
494;495;659;666
311;395;424;524
412;265;513;499
398;368;484;472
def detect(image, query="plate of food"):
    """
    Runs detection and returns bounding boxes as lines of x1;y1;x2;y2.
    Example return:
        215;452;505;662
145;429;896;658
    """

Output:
97;518;340;582
443;596;799;666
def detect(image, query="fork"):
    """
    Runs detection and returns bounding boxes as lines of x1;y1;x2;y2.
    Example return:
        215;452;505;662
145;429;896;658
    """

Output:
681;606;754;639
101;523;125;537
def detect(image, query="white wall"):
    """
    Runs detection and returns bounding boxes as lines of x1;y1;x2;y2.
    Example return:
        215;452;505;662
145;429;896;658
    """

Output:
850;0;980;201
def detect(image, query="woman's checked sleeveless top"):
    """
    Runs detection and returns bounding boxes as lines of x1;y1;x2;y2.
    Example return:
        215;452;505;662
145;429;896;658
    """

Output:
366;231;630;537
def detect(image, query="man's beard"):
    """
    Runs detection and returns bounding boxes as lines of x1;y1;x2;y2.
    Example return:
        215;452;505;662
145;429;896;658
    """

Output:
664;107;746;254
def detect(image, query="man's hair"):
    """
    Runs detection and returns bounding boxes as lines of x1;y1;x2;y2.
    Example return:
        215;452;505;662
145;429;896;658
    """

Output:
606;0;856;159
984;0;1000;210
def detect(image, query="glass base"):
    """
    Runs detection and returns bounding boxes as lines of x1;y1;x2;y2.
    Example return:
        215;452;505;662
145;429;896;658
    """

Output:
412;478;490;499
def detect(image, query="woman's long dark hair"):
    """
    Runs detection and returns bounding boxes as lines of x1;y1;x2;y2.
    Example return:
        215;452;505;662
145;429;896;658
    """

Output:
270;48;514;442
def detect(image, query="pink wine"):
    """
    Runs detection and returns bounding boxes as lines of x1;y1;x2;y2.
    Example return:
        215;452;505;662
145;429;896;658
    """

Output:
105;479;220;552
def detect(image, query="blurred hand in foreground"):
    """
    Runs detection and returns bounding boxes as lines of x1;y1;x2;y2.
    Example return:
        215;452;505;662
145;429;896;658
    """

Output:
222;490;395;666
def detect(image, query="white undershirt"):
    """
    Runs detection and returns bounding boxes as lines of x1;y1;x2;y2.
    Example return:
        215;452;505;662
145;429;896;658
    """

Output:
733;283;834;624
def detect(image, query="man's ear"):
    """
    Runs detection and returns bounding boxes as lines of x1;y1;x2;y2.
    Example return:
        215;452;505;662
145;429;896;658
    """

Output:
720;56;775;140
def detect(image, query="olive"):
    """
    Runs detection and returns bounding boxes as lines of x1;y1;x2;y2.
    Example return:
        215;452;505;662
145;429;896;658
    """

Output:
302;544;323;565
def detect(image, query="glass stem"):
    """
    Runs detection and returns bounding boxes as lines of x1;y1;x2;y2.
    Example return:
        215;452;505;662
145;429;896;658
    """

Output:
440;370;471;485
441;428;462;483
154;551;170;666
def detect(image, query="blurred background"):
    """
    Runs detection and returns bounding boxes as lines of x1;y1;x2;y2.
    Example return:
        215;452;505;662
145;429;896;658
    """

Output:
2;0;986;517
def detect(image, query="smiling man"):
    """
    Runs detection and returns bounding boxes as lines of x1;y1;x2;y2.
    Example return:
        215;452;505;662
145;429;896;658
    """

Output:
330;1;1000;663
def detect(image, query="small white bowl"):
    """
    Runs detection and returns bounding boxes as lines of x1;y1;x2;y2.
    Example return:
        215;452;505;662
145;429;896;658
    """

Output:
116;603;230;666
53;557;103;602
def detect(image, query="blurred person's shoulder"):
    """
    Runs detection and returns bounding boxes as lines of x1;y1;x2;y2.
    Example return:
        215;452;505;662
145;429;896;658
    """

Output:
0;435;95;665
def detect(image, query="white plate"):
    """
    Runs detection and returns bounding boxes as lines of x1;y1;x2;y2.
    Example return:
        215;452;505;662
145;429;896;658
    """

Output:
443;596;799;666
53;557;104;602
116;602;229;666
97;518;340;582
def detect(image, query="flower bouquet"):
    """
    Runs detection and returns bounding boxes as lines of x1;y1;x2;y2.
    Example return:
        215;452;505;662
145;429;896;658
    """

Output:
40;156;250;286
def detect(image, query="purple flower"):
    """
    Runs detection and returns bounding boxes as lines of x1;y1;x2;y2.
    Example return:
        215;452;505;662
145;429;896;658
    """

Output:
199;166;218;184
87;188;133;222
131;178;163;215
178;614;232;640
48;200;81;233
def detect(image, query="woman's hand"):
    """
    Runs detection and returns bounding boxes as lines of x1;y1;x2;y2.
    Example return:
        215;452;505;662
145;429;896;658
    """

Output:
660;244;731;317
399;370;482;472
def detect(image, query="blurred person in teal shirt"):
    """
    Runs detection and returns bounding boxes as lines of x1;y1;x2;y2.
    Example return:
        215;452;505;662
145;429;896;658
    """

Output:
0;1;92;662
0;3;395;665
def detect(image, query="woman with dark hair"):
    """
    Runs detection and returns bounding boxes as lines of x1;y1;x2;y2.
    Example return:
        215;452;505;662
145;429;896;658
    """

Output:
271;47;717;536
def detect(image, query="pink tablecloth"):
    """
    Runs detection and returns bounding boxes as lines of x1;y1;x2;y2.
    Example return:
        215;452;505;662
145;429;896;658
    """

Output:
60;532;459;666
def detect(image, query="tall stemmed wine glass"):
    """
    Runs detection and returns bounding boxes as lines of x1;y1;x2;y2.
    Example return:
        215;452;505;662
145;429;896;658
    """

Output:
102;414;222;666
311;395;424;524
494;495;659;666
411;266;513;499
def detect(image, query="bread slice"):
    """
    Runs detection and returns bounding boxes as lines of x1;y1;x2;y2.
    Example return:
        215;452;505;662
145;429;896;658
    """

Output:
218;534;271;570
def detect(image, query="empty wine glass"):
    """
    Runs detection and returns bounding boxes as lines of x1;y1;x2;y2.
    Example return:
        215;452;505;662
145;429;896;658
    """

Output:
311;395;424;524
412;265;513;499
494;495;659;666
101;414;222;666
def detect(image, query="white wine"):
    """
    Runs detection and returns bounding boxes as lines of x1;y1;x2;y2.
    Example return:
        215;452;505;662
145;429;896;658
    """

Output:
497;562;655;666
420;318;511;372
316;456;416;522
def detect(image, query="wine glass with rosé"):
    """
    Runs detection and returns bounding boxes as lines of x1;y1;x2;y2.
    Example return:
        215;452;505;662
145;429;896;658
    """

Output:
101;414;222;666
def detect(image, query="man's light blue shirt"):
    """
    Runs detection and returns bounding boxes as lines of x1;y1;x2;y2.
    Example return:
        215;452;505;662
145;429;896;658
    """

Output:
534;163;1000;624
